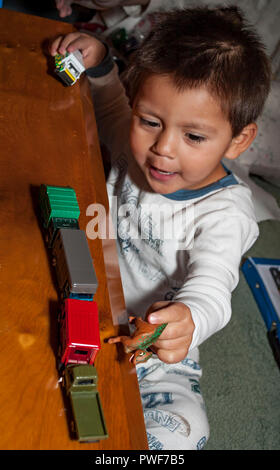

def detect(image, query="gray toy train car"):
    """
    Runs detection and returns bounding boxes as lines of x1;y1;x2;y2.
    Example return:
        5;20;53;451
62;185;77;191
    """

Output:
52;228;98;301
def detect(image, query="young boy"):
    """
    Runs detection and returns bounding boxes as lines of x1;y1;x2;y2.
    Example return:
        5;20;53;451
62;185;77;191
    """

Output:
50;6;271;450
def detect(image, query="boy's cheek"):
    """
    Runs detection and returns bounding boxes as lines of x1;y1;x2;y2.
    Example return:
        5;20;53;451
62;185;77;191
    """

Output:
130;122;152;152
130;134;147;165
129;126;138;154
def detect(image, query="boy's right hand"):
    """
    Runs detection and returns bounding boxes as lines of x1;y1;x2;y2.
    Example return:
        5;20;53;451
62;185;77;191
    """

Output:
49;32;107;70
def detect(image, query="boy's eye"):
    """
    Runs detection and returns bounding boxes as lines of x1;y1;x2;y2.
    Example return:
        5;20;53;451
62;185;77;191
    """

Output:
186;133;205;144
140;117;160;128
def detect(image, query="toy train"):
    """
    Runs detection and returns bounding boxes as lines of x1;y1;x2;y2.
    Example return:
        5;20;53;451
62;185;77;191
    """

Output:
54;51;85;86
39;184;108;442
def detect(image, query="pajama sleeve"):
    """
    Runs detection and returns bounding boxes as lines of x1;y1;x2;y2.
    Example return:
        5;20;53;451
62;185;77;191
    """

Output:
86;55;132;158
172;188;259;351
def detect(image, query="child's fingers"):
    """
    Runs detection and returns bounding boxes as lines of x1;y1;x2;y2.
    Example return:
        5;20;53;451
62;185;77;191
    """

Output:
156;346;189;364
56;0;72;17
49;35;64;56
155;320;194;344
148;302;188;325
147;302;194;344
50;33;104;69
55;32;83;55
49;33;80;56
150;329;192;363
153;335;190;350
59;5;72;17
65;36;91;54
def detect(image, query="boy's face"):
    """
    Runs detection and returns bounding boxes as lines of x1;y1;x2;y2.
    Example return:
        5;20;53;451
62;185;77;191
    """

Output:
130;74;236;194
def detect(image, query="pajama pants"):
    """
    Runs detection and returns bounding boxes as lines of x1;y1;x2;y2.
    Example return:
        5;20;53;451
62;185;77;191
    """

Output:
136;349;209;450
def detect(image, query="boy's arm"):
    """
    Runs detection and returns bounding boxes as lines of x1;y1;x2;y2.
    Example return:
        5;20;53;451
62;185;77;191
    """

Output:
85;53;132;154
176;212;258;351
147;199;259;362
50;33;131;156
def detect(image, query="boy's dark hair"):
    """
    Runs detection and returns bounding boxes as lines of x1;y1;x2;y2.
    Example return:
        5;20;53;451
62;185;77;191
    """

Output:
123;5;271;137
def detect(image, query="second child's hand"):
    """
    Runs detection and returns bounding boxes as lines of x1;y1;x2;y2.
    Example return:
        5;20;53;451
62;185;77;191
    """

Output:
49;32;106;70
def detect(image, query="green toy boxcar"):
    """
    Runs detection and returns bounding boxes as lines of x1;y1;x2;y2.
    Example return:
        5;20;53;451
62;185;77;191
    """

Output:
63;364;108;442
39;185;80;227
39;184;80;246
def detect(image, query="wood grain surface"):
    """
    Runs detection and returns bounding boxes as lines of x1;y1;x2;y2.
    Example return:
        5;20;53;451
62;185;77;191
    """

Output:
0;8;148;450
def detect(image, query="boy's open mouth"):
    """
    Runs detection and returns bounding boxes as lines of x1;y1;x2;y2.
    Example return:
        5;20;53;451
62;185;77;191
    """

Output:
149;164;178;181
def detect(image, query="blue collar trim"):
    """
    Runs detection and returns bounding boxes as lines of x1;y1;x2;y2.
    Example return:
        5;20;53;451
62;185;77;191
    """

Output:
162;163;239;201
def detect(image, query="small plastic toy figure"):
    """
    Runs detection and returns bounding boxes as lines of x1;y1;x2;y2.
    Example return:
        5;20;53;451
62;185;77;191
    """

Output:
54;50;85;86
108;316;167;364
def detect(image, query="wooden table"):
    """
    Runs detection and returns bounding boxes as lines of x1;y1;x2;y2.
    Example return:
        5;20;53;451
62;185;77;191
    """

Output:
0;8;148;450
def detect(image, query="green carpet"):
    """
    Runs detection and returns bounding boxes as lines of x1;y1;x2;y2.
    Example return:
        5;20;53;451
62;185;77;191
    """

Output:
200;177;280;450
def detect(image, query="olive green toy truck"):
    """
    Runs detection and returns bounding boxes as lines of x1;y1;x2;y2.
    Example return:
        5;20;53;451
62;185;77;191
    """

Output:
63;364;108;442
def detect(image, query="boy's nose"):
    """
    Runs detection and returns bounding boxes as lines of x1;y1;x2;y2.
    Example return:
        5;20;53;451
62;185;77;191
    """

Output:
151;129;176;159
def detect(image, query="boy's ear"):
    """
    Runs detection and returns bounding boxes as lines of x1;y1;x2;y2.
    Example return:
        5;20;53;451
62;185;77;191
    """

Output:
224;123;258;160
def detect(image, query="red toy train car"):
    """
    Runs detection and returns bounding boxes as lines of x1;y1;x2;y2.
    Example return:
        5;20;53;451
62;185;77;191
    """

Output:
59;298;101;368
